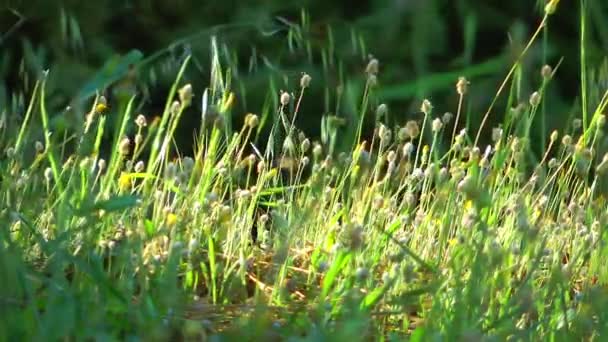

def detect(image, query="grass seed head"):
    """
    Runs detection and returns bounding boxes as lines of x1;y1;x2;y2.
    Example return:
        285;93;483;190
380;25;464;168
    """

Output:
365;58;379;75
178;84;193;106
280;91;291;106
300;73;312;88
456;76;469;95
421;99;433;116
541;64;553;80
529;91;541;107
135;114;147;127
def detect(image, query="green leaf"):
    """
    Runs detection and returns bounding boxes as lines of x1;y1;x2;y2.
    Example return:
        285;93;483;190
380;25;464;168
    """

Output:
91;195;140;212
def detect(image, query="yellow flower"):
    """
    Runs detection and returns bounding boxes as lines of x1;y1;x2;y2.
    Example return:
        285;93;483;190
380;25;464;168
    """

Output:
95;103;108;114
166;213;178;227
118;172;132;190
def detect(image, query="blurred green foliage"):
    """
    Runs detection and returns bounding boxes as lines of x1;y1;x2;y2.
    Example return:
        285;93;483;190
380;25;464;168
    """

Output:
1;0;607;148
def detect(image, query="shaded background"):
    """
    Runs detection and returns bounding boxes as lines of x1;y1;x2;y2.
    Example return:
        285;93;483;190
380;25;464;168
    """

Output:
1;0;607;155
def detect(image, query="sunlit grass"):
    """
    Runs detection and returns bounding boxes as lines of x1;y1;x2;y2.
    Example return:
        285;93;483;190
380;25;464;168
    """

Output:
1;1;608;340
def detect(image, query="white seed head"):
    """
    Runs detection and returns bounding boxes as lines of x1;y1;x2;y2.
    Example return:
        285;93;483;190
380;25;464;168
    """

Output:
420;99;433;115
135;114;147;127
178;84;193;106
365;58;379;75
280;91;291;106
432;118;443;133
118;137;131;155
35;141;44;153
135;160;145;173
300;73;312;88
44;167;53;181
529;91;541;107
301;138;311;153
456;76;469;95
541;65;553;80
376;103;388;118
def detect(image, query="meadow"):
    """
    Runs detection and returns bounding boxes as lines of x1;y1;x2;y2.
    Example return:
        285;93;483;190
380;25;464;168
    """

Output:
2;0;608;340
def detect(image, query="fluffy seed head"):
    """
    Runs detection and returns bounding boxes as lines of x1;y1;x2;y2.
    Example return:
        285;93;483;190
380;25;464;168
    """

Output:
550;130;558;142
244;113;259;128
456;76;469;95
35;141;44;153
376;103;388;118
442;112;453;124
280;91;291;106
529;91;541;107
300;73;312;88
118;137;131;155
135;114;147;127
420;99;433;115
44;167;53;181
432;118;443;133
541;65;553;80
134;160;145;173
365;58;379;75
301;138;311;153
178;84;193;106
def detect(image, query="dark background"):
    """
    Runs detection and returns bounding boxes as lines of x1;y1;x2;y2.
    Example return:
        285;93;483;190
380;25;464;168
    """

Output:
1;0;607;154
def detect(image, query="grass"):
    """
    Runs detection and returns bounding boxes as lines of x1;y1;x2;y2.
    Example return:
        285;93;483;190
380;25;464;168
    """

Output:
2;1;608;340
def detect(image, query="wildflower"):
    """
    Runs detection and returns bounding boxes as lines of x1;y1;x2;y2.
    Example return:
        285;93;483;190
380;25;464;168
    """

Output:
561;134;572;146
492;127;503;142
95;96;108;114
98;159;106;171
456;77;469;95
313;143;323;158
35;141;44;153
432;118;443;133
135;114;147;127
118;172;132;190
170;100;181;115
420;99;433;116
135;133;143;146
244;113;259;128
442;112;453;124
134;161;145;173
301;138;311;153
405;120;420;138
376;103;388;118
178;84;193;106
118;137;131;155
300;73;312;88
529;91;541;107
378;124;391;142
541;65;553;80
548;158;559;168
280;91;291;106
550;130;558;142
166;213;178;227
403;142;414;157
44;167;53;182
365;58;379;75
256;160;265;174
